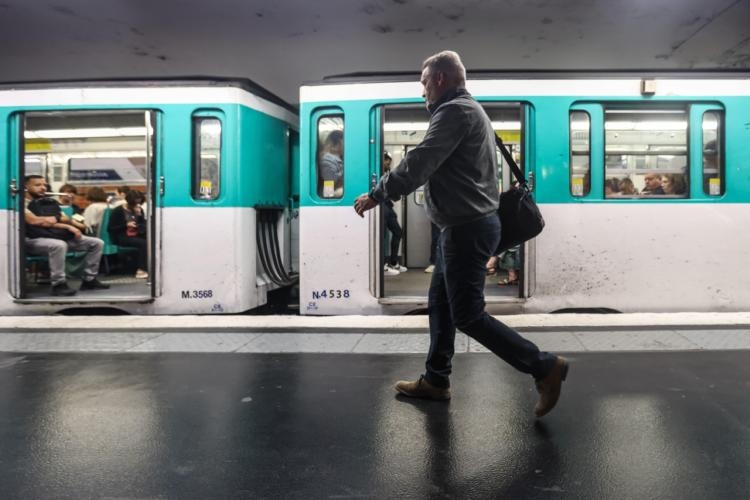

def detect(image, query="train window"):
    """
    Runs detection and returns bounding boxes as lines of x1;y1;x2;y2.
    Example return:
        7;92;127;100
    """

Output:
570;111;591;197
604;108;688;199
316;115;344;198
702;111;724;196
24;110;150;193
192;117;221;201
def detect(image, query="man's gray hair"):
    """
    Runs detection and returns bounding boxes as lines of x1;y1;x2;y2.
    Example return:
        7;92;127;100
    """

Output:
422;50;466;87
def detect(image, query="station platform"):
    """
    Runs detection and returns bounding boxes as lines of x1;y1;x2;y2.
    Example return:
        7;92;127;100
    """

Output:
1;312;750;353
1;313;749;499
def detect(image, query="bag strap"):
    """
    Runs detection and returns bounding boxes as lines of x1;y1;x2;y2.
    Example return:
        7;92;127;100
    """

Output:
494;133;528;190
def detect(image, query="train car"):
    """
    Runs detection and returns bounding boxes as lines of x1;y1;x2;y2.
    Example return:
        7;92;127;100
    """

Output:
298;72;750;315
0;78;298;314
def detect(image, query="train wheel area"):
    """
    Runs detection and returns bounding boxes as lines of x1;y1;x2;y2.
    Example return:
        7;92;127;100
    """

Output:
0;349;748;499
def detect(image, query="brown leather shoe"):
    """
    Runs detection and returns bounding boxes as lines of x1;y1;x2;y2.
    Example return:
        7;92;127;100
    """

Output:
395;376;451;401
534;356;569;418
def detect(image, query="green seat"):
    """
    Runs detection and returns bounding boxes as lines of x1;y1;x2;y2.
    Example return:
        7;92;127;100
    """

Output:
25;205;95;281
98;207;137;274
98;208;119;257
25;247;86;283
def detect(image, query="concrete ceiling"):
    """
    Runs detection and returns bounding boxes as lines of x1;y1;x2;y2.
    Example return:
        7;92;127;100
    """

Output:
1;0;748;105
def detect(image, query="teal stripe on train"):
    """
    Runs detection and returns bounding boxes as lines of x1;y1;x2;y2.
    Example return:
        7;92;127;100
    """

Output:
299;95;750;207
0;102;292;209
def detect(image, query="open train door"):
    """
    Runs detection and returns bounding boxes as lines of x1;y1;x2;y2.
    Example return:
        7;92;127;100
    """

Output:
520;103;537;299
369;106;384;299
145;109;160;300
11;109;158;305
495;102;537;300
7;112;26;299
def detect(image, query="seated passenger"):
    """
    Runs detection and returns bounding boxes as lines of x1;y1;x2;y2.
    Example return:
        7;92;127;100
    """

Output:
662;173;687;196
108;190;148;279
82;187;109;235
109;185;130;208
59;183;84;215
486;246;520;285
24;175;109;296
604;178;620;197
619;177;638;196
641;173;665;195
318;130;344;198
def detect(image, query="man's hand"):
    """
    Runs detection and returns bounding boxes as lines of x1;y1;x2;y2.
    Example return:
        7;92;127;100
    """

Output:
39;216;57;227
354;193;378;218
67;225;82;239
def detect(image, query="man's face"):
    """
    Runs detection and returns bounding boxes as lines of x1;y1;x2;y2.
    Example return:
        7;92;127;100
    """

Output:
25;178;47;198
421;67;444;108
645;174;661;189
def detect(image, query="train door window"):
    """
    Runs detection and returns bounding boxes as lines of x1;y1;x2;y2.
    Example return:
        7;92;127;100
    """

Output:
315;114;344;199
381;106;431;296
378;103;524;301
604;108;688;198
702;111;724;196
570;111;591;197
487;105;523;192
192;116;222;200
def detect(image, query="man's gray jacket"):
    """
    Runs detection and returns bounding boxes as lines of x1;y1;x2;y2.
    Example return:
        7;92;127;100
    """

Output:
370;88;499;229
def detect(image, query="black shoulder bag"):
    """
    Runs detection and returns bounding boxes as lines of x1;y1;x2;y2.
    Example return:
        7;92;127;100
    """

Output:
494;134;545;253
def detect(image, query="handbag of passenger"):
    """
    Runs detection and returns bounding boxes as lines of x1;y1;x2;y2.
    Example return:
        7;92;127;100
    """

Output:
26;197;76;241
494;133;545;253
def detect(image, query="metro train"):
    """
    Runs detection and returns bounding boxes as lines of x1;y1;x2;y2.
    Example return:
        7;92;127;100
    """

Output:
2;72;750;315
299;72;750;315
0;79;299;314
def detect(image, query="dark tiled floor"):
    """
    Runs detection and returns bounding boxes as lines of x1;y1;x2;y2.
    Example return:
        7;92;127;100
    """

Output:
1;351;748;499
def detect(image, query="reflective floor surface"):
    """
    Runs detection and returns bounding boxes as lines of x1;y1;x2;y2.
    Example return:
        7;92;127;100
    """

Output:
1;351;749;499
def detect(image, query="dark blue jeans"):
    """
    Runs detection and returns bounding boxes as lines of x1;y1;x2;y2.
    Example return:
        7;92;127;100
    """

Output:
424;213;557;388
383;204;402;267
428;223;440;265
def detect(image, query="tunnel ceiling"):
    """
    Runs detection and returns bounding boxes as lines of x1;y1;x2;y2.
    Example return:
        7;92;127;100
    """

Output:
0;0;748;104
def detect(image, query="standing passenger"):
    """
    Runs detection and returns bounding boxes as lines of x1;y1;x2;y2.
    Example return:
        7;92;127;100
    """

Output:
354;50;568;418
382;152;406;275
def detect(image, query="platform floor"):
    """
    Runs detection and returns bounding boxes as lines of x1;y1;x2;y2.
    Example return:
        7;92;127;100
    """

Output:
2;327;750;353
1;350;749;499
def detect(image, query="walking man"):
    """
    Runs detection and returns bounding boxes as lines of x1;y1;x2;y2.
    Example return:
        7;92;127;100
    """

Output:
354;50;568;417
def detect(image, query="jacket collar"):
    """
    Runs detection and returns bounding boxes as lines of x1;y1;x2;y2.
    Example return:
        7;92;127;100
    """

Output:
427;87;469;114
